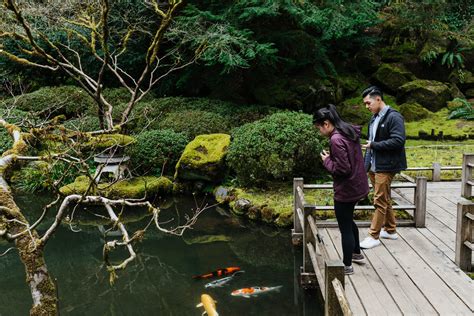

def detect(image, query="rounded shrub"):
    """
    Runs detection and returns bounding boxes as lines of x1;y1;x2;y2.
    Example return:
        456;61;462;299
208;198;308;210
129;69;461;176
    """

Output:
63;116;101;132
227;111;325;185
158;110;231;139
0;127;13;154
12;86;95;118
127;129;188;176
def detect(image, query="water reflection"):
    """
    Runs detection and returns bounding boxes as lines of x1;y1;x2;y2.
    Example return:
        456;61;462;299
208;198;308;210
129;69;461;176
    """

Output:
0;193;321;315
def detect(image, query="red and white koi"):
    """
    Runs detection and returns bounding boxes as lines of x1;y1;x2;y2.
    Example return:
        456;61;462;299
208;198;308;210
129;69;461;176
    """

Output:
231;285;283;298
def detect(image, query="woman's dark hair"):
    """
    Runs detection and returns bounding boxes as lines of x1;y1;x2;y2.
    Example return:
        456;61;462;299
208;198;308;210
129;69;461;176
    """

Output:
313;104;359;142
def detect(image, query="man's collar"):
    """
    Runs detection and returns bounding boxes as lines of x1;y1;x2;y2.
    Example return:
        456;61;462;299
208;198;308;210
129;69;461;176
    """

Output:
375;105;390;117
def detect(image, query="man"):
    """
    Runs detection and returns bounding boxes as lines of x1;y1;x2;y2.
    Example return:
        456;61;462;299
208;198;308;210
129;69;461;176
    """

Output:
360;86;407;249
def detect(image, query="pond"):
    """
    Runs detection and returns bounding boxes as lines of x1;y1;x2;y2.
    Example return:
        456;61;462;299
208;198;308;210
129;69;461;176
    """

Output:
0;193;321;315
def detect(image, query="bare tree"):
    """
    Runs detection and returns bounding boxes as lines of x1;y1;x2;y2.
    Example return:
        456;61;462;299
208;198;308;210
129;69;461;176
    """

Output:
0;116;212;314
0;0;204;131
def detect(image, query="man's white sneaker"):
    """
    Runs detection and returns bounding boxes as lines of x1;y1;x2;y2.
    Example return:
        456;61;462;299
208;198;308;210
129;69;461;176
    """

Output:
380;229;398;240
360;236;381;249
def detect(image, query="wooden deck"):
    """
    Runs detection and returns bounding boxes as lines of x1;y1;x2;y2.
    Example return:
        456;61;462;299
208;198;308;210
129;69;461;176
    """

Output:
322;182;474;315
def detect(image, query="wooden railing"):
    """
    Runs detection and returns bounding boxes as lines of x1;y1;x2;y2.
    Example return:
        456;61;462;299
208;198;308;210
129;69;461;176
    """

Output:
292;176;427;239
403;163;462;182
295;182;352;316
461;153;474;198
456;154;474;271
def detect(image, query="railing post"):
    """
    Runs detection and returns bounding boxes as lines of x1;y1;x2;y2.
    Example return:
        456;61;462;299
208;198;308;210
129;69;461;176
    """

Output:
432;162;441;182
324;260;345;316
461;154;474;198
292;178;304;245
455;201;473;271
414;177;427;228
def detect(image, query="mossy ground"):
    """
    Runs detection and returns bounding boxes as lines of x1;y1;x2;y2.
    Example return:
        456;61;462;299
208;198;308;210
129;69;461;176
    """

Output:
403;139;474;180
227;182;412;227
405;108;474;140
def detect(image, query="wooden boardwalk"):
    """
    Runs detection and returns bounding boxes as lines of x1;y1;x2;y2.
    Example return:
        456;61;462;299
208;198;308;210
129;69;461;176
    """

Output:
321;182;474;315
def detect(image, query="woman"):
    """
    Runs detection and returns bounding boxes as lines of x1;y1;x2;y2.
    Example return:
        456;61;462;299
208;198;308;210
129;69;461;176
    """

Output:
313;104;369;275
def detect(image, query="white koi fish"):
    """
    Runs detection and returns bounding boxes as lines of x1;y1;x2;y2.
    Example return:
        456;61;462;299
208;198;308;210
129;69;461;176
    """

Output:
231;285;283;298
204;271;245;288
196;294;218;316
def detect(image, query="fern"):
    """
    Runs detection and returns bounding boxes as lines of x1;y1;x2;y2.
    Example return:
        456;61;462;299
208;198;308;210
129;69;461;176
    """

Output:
448;98;474;120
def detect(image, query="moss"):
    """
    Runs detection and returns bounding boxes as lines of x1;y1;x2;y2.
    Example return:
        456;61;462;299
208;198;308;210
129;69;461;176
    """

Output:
398;80;452;112
372;63;415;93
84;133;136;149
405;108;474;140
59;175;173;199
380;42;418;62
174;134;230;182
399;102;432;122
404;140;474;180
339;94;399;126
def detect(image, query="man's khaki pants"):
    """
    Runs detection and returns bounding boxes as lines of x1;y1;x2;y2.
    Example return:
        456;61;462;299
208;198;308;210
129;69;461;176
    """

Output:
368;171;397;239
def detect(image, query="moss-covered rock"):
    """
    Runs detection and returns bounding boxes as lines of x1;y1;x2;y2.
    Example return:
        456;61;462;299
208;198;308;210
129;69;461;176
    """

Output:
399;102;432;122
380;43;418;63
338;97;372;125
372;63;416;93
174;134;230;182
466;88;474;99
419;34;450;62
398;80;452;111
450;70;474;93
59;175;173;199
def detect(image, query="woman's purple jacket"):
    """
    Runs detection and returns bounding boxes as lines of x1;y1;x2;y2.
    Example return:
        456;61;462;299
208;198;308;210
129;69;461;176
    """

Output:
323;127;369;203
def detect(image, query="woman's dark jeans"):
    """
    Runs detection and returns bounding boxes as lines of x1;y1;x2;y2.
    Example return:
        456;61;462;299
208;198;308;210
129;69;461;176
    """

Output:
334;200;361;266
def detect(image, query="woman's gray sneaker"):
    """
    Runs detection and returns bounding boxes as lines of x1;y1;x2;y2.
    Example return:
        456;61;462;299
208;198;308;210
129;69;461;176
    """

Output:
344;266;354;275
352;253;365;264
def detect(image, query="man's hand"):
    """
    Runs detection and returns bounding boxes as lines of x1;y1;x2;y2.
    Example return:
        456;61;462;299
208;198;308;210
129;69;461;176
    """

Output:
361;141;371;150
320;149;330;161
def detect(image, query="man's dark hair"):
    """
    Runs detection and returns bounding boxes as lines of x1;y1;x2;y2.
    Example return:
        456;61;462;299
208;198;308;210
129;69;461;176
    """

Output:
362;86;384;100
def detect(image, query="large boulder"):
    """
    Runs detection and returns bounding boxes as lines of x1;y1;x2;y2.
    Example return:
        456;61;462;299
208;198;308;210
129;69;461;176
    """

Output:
338;97;372;125
399;103;431;122
174;133;230;182
398;80;452;111
372;63;416;94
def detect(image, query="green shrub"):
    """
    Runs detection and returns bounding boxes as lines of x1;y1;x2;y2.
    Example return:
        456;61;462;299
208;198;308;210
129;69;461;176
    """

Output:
0;127;13;154
127;129;188;176
227;112;325;185
11;86;96;118
126;97;277;134
158;110;231;139
63;116;101;132
11;161;82;193
0;108;28;126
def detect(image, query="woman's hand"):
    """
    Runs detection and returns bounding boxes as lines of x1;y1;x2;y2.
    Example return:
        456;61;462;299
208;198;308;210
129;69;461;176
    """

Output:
320;149;330;161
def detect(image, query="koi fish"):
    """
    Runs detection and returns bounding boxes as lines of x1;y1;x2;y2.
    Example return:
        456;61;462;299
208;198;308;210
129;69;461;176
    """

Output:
196;294;219;316
231;286;283;298
192;267;241;279
204;271;245;288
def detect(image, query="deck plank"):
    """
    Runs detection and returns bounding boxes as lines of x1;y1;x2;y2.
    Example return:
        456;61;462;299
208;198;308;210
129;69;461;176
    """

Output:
358;231;438;315
397;228;474;311
382;229;471;314
326;229;402;315
319;228;366;316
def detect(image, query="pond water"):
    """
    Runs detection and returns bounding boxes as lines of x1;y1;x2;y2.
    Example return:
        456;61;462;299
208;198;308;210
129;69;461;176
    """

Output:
0;193;321;315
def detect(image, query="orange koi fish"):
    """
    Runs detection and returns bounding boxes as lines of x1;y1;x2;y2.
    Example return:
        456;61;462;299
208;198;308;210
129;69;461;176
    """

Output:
192;267;241;279
231;286;283;298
